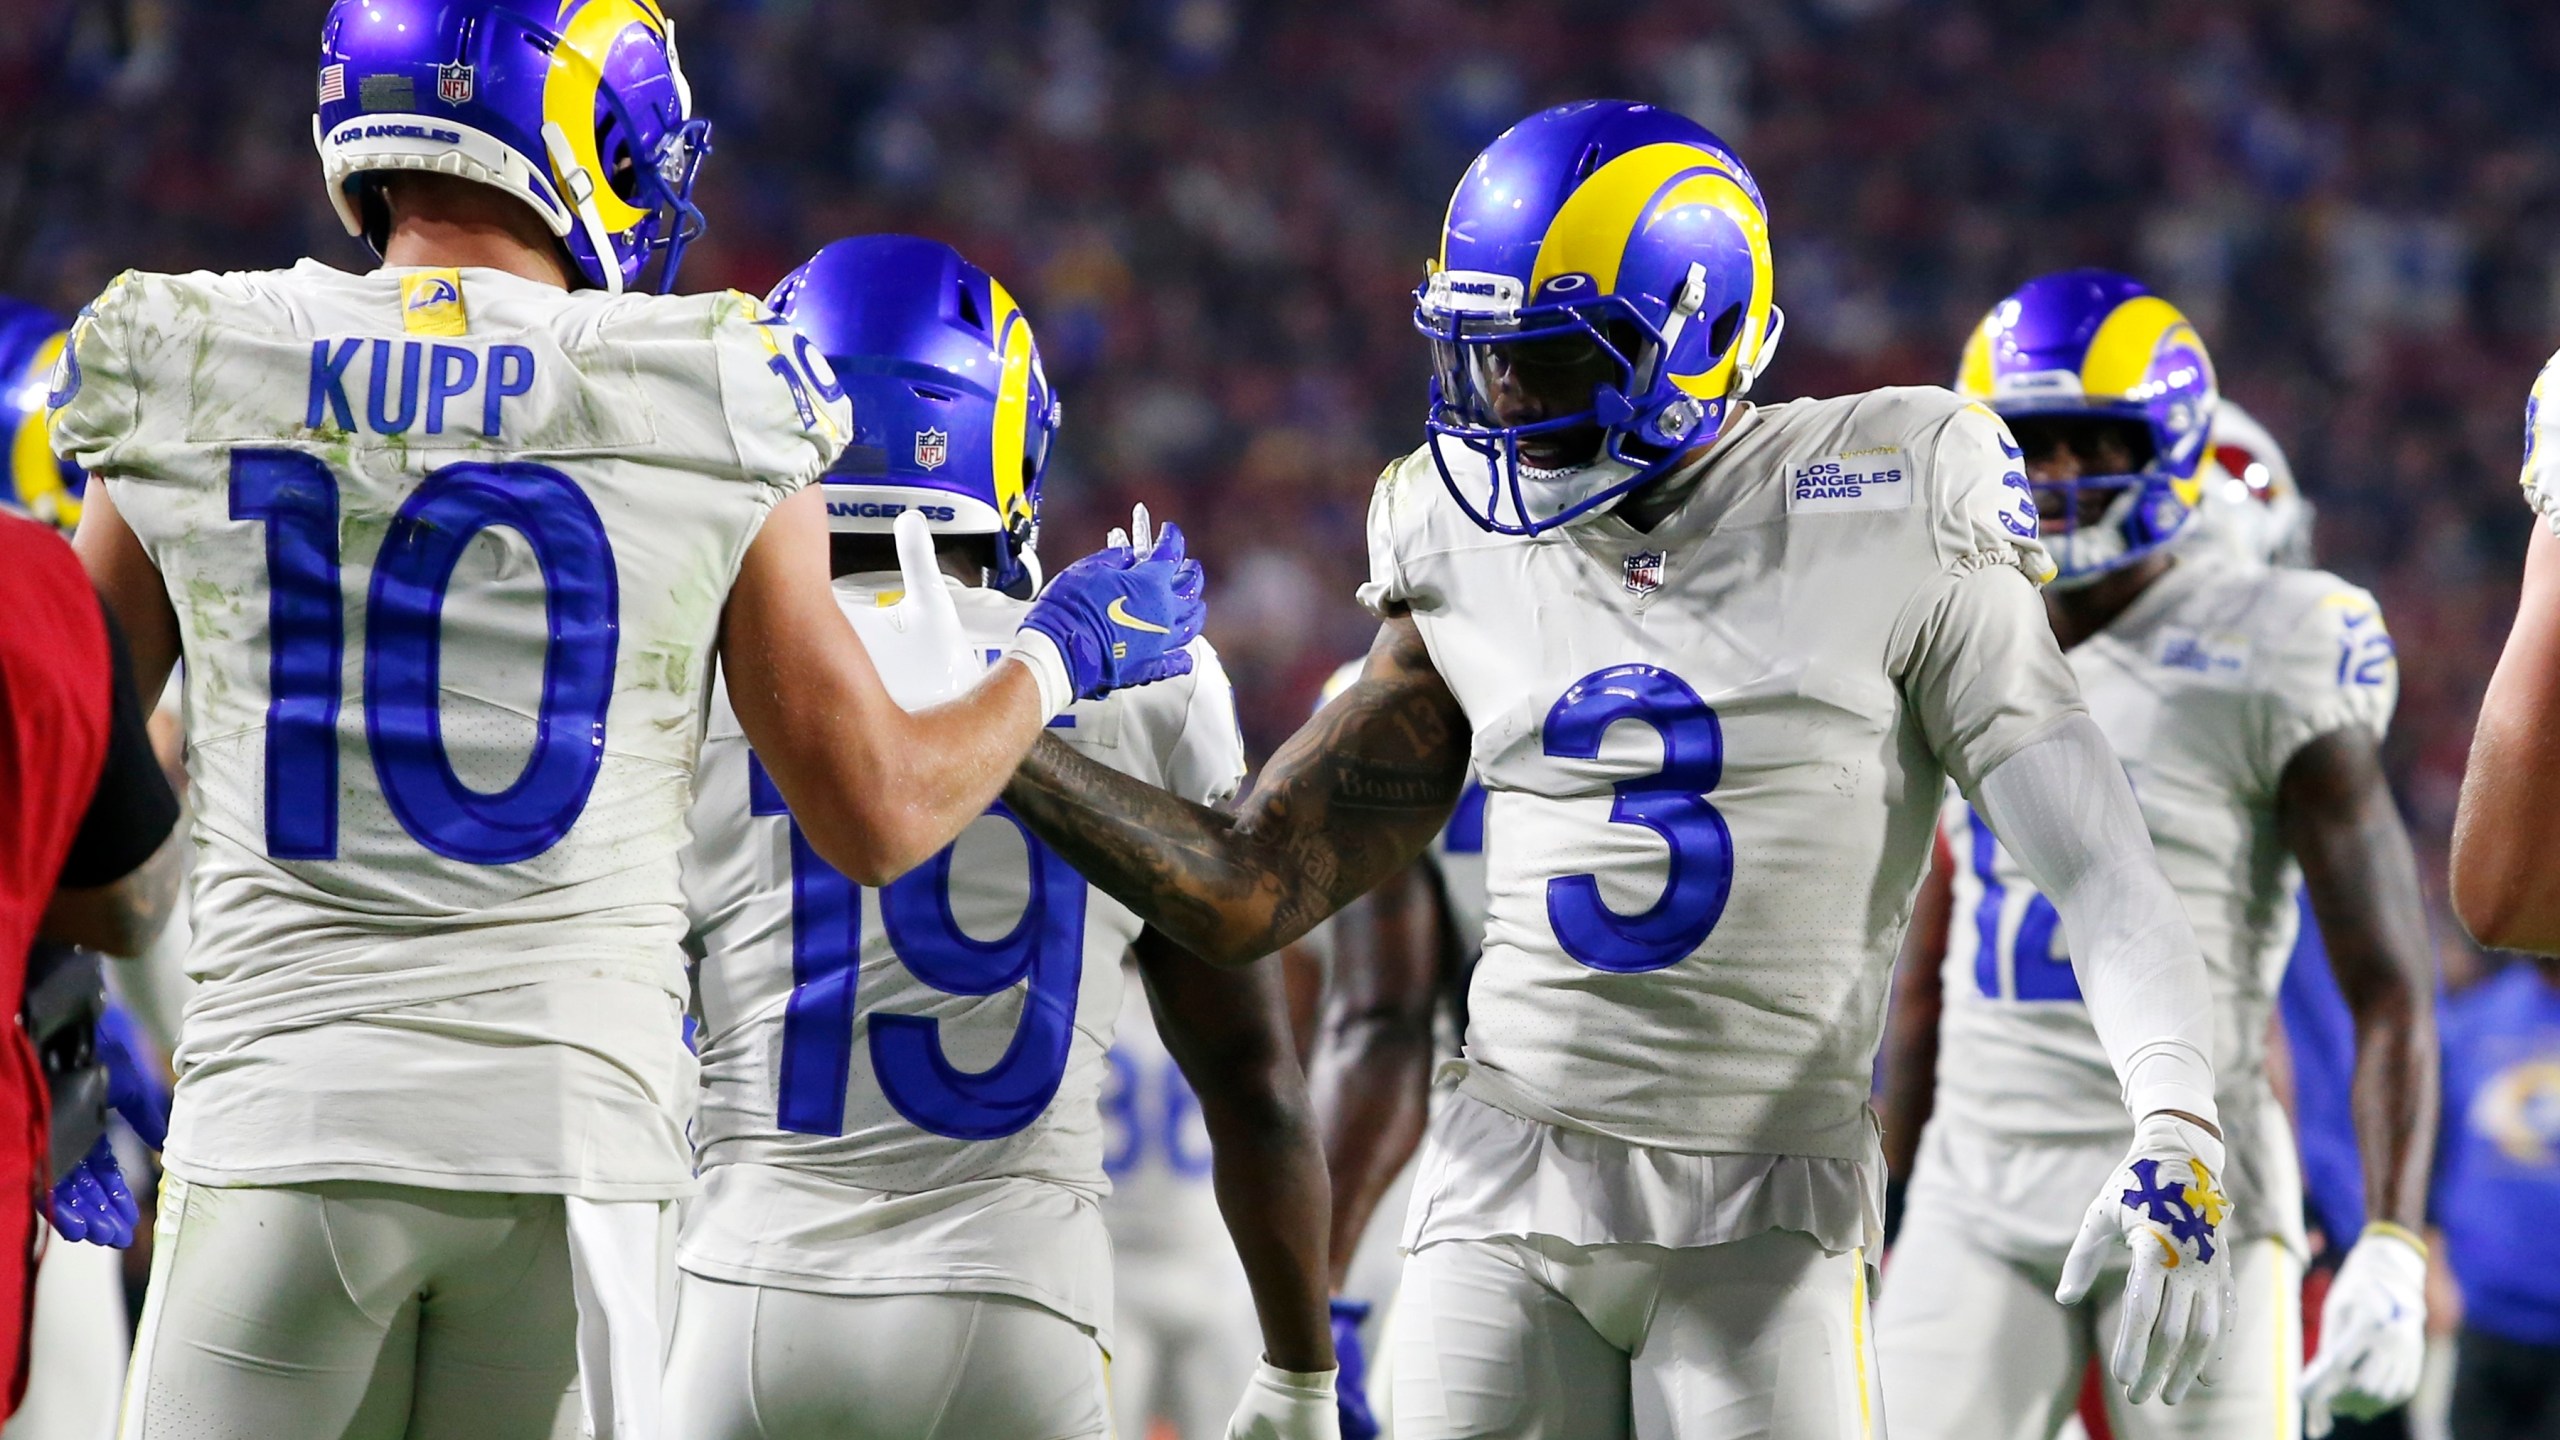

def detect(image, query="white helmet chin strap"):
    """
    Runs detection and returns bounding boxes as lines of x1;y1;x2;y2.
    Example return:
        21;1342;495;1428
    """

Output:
542;121;625;296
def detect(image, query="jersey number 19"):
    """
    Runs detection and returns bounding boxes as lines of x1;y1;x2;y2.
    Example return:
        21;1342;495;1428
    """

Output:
749;757;1087;1143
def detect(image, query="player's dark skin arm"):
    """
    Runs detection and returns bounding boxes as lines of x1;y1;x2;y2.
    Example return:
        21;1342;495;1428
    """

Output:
2277;728;2439;1230
1005;611;1471;968
1877;833;1954;1191
1305;860;1445;1288
41;829;184;957
1134;927;1335;1374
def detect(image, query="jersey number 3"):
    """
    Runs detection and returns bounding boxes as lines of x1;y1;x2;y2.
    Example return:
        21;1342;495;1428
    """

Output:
231;449;617;864
1545;664;1734;973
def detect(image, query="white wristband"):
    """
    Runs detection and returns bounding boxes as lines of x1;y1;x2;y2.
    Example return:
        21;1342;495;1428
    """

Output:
1249;1361;1338;1398
1004;628;1074;721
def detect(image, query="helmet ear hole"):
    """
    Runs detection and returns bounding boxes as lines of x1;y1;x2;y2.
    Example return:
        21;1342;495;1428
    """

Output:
1705;302;1744;361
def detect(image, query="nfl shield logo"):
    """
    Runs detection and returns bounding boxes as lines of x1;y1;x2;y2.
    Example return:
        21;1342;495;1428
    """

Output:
914;428;949;471
436;63;474;105
1623;550;1665;595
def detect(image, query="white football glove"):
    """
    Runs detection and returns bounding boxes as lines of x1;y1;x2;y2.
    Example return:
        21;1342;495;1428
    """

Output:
2057;1112;2236;1406
845;510;986;709
1225;1362;1341;1440
2302;1225;2429;1436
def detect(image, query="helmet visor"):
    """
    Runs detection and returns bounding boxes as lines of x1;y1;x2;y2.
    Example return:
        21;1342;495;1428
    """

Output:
1419;302;1652;470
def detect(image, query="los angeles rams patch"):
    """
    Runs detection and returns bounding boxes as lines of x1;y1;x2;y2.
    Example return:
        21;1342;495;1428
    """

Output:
399;268;468;337
1786;447;1910;514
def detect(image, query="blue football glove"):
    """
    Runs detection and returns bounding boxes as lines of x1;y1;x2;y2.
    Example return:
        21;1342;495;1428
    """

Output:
1330;1298;1380;1440
97;1004;170;1151
1019;505;1206;700
50;1137;137;1248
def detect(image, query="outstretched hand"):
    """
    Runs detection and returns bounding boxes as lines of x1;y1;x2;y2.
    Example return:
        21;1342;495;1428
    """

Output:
1019;504;1207;701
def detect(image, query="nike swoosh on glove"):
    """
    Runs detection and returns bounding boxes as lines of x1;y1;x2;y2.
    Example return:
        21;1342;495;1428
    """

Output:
97;1003;170;1151
1330;1298;1380;1440
50;1137;137;1248
1019;504;1206;700
844;510;988;710
2302;1225;2429;1435
2057;1111;2236;1406
1225;1362;1341;1440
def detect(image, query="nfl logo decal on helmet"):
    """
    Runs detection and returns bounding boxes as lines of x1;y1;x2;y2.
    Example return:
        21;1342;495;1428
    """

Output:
314;0;711;295
1956;269;2218;585
1415;99;1784;535
770;235;1062;598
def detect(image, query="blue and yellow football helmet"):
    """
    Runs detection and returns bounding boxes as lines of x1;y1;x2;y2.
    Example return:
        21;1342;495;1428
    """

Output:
769;236;1060;598
314;0;710;294
0;297;81;533
1414;99;1782;535
1957;270;2218;584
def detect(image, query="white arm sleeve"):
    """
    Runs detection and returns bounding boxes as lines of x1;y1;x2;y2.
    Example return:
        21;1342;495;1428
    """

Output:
1973;713;2220;1129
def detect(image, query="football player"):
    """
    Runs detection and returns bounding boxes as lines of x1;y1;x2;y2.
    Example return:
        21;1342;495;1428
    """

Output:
2182;398;2315;570
666;235;1335;1440
53;4;1207;1436
1874;271;2437;1440
2450;353;2560;951
997;101;2234;1439
2;293;178;1440
1294;660;1489;1439
1102;967;1271;1440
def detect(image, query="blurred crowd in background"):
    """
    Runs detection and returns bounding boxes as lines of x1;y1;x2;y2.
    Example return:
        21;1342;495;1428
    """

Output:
7;0;2555;966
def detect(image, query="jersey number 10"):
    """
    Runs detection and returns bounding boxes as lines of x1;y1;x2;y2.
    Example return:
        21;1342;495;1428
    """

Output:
231;449;617;864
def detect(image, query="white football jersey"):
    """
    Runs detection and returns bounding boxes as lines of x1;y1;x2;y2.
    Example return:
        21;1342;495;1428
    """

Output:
48;260;845;1198
1362;387;2077;1169
1924;555;2395;1261
679;579;1243;1335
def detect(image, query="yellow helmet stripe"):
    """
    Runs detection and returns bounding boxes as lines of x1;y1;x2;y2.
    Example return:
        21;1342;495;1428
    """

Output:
543;0;667;233
2077;295;2202;401
987;276;1035;526
1529;143;1753;298
13;332;78;530
1955;319;1997;398
1525;144;1771;402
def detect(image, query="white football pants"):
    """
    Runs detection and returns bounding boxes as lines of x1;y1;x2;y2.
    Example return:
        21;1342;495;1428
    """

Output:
1111;1246;1262;1440
119;1178;666;1440
1387;1229;1883;1440
8;1235;129;1440
1876;1194;2301;1440
662;1270;1110;1440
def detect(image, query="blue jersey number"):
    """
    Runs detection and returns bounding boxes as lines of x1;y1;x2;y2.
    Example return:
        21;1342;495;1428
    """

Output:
1966;807;2081;1002
751;759;1085;1141
1543;665;1734;973
230;450;619;863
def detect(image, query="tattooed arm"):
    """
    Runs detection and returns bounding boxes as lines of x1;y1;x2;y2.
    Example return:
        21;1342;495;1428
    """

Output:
1005;611;1471;968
